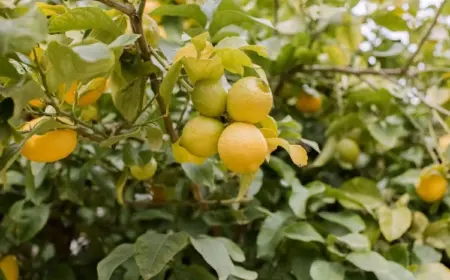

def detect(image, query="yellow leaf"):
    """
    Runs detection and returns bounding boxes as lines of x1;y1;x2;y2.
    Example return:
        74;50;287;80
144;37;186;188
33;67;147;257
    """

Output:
266;138;308;167
260;128;277;139
0;255;19;280
215;48;252;75
324;45;349;66
172;141;207;164
260;115;278;136
191;32;209;53
36;2;66;16
237;172;257;200
174;43;197;63
182;56;224;83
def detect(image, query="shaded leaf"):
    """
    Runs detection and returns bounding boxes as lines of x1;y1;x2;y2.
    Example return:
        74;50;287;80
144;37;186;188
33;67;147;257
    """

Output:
160;61;182;113
319;211;365;232
134;231;189;280
190;236;234;280
284;222;325;243
151;4;207;27
257;211;291;259
310;260;345;280
97;244;134;280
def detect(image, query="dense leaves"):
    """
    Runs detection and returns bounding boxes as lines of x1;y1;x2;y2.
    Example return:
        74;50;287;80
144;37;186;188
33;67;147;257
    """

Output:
1;0;450;279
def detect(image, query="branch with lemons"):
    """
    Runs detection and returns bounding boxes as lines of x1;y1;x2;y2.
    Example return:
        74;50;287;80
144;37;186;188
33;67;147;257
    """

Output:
171;33;309;199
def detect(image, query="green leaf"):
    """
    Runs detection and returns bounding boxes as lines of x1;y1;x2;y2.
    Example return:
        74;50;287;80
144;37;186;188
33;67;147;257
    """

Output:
44;263;76;280
319;212;365;233
0;7;48;55
2;200;50;242
48;7;121;35
97;244;135;280
385;243;409;267
160;61;182;113
2;79;46;119
367;123;405;149
424;219;450;250
375;261;415;280
100;128;142;147
257;211;291;259
231;266;258;280
335;233;370;251
215;237;245;262
373;10;408;31
415;263;450;280
378;206;412;242
215;48;252;75
151;4;207;27
346;251;388;272
131;209;174;222
284;222;325;243
46;41;114;91
182;160;215;190
326;113;363;136
209;10;274;35
310;260;345;280
0;57;20;80
116;169;129;205
109;34;141;49
289;183;309;218
190;236;234;280
311;137;337;168
134;231;189;280
172;265;216;280
373;43;405;57
338;177;384;211
182;56;224;83
413;244;442;264
215;36;268;57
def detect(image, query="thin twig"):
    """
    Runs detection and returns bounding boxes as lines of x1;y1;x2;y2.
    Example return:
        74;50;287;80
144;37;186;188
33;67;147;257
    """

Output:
95;0;134;15
292;65;449;77
401;0;448;74
132;198;253;207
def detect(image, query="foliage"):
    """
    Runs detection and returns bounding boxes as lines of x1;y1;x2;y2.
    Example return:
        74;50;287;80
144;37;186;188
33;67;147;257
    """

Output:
1;0;450;279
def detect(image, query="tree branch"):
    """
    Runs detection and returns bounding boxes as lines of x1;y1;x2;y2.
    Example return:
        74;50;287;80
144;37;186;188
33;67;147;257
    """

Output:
95;0;134;15
401;0;448;74
292;65;449;77
97;0;179;142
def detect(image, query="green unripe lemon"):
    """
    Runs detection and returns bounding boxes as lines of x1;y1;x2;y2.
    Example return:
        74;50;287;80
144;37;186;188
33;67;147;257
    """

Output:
130;158;158;180
336;138;360;164
191;80;227;117
180;115;224;158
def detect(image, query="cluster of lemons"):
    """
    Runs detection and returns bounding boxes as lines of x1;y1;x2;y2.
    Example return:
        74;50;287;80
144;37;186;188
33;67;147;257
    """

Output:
172;38;308;174
178;76;274;173
22;49;108;163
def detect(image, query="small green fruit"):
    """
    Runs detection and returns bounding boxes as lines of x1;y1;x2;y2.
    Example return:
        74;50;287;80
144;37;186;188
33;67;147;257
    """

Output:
130;158;158;180
180;115;224;157
336;138;360;164
191;80;227;117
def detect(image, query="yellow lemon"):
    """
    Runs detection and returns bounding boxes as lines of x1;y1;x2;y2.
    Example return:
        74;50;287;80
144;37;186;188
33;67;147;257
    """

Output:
296;92;322;113
336;138;360;164
0;255;18;280
130;158;158;180
64;78;106;106
218;122;268;173
416;172;448;203
180;115;224;157
20;117;78;163
144;1;162;23
227;77;273;124
191;80;227;117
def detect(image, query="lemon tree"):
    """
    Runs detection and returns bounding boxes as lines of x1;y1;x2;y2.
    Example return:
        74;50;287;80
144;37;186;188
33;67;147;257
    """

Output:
1;0;450;279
